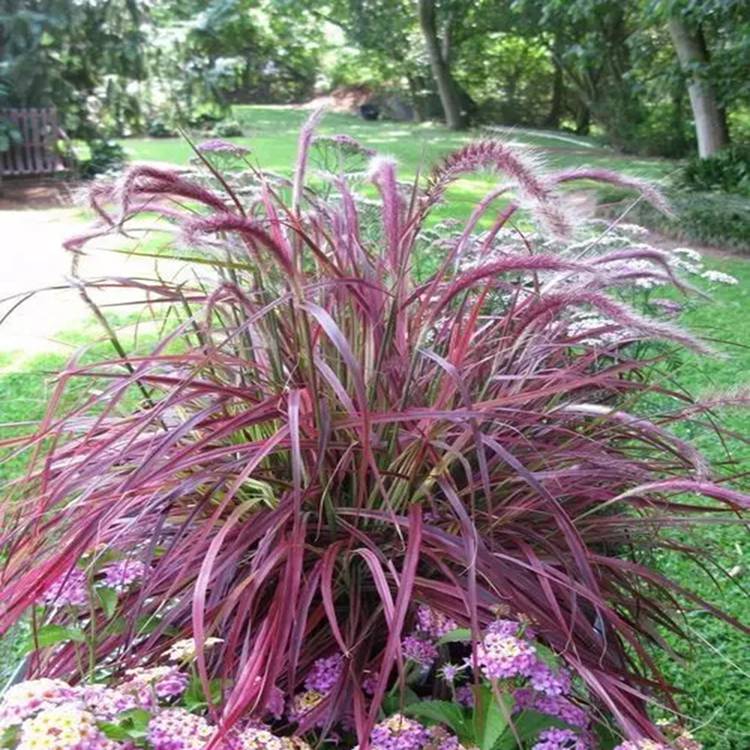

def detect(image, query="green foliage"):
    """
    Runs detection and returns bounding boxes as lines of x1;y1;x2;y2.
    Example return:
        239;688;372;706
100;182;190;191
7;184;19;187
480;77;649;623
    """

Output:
598;186;750;252
0;79;21;152
458;33;554;126
145;0;324;130
0;0;148;138
20;623;86;653
147;119;178;138
99;708;152;744
212;118;244;137
0;118;21;153
677;144;750;196
1;0;748;156
79;139;127;179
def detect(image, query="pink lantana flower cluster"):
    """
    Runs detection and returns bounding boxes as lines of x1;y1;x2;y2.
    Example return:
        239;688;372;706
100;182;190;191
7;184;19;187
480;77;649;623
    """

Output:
400;605;459;670
359;714;467;750
532;728;588;750
40;570;89;607
290;652;345;724
415;605;458;639
0;678;151;750
39;557;149;610
101;559;148;591
475;623;537;680
402;635;439;667
303;654;344;694
426;616;592;747
0;679;78;730
16;704;117;750
119;666;189;707
0;677;311;750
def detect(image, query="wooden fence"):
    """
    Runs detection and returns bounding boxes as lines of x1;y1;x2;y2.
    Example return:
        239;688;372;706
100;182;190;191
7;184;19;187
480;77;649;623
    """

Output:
0;107;70;177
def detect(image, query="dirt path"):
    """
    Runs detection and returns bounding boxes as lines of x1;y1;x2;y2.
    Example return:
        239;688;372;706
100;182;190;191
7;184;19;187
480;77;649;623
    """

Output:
0;207;191;362
0;209;93;356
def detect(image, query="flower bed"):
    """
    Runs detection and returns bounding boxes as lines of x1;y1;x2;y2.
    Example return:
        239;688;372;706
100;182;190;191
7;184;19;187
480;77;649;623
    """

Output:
0;614;700;749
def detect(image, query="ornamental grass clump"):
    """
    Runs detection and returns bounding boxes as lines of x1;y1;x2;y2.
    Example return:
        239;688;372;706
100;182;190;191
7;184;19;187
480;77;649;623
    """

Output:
0;113;747;748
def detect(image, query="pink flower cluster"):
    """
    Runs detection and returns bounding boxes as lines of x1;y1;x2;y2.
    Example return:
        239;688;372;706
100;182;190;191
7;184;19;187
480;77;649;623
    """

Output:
0;679;144;750
264;686;285;720
363;715;466;750
475;627;536;680
40;569;89;607
0;678;312;750
0;679;78;730
147;707;214;750
399;604;459;670
414;605;458;639
402;635;439;667
16;704;117;750
101;559;148;591
369;714;430;750
528;661;571;697
147;708;309;750
77;684;138;719
291;652;346;724
532;728;588;750
303;653;344;694
39;556;148;610
430;616;591;745
119;666;189;707
514;689;589;730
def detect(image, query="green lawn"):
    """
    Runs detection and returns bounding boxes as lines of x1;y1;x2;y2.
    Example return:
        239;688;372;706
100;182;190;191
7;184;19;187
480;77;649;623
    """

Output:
123;105;674;181
119;106;675;226
648;260;750;749
1;107;747;747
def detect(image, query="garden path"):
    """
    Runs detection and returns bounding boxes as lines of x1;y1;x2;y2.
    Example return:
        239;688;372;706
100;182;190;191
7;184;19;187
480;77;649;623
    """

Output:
0;207;190;360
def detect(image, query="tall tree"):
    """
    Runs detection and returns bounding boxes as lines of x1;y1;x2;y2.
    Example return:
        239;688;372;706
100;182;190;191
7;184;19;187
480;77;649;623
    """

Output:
666;9;728;157
416;0;468;129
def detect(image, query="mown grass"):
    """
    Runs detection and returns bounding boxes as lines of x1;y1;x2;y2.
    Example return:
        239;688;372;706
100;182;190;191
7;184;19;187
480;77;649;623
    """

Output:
123;105;673;180
644;257;750;750
0;108;746;746
119;106;675;226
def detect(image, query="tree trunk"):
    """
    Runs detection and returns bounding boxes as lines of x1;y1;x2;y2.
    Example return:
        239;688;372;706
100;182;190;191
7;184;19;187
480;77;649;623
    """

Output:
544;58;564;129
667;14;729;158
417;0;467;130
574;103;590;135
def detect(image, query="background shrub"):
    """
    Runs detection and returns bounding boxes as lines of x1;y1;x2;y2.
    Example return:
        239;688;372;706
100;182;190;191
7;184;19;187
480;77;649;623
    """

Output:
211;118;244;137
676;144;750;196
598;187;750;253
78;139;127;179
147;119;178;138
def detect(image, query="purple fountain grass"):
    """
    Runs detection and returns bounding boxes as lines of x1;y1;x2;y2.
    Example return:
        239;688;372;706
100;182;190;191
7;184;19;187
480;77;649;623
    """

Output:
0;114;747;748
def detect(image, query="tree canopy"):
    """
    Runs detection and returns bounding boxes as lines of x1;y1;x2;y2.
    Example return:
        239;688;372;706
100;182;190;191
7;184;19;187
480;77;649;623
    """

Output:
0;0;748;156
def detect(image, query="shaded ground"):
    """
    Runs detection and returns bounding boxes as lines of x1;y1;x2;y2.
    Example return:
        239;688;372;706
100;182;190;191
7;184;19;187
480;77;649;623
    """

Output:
0;177;80;210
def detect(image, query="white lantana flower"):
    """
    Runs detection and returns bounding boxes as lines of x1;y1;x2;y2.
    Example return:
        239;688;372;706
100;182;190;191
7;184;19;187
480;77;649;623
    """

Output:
167;637;223;662
702;269;738;285
671;247;703;263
